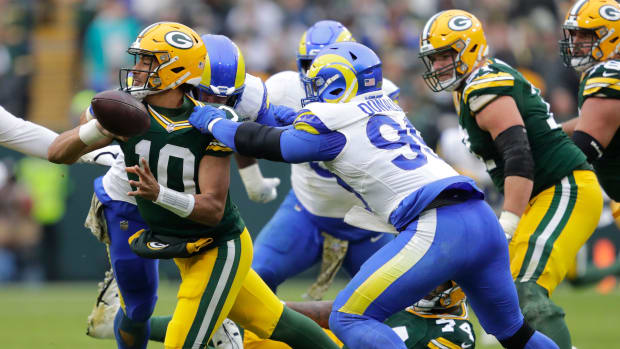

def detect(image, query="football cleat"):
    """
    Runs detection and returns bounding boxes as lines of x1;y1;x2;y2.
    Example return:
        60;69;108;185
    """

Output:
86;268;120;339
211;318;243;349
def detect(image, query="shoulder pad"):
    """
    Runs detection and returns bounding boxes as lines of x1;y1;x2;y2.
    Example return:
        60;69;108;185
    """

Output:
382;78;400;102
582;60;620;97
265;71;304;109
462;62;514;104
293;109;331;134
235;73;267;122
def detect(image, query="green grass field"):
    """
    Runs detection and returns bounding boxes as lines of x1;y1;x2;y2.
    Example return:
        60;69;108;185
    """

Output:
0;279;618;348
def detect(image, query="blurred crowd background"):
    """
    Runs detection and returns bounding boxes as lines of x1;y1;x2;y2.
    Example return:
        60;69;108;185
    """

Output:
0;0;618;291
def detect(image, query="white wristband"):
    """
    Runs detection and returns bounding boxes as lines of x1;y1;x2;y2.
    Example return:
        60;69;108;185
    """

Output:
207;118;224;133
79;119;107;146
499;210;520;240
238;163;264;187
155;184;195;218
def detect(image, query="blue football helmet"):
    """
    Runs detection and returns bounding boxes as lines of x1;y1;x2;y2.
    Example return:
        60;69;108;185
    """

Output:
196;34;246;107
296;20;355;77
301;41;382;107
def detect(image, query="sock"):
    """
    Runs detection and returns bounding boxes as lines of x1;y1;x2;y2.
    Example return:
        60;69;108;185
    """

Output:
148;316;171;342
329;310;406;349
114;310;149;349
516;282;571;349
525;331;560;349
269;306;340;349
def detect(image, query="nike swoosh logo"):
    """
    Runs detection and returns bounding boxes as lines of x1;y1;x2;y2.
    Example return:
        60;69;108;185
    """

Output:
370;234;384;243
603;71;617;77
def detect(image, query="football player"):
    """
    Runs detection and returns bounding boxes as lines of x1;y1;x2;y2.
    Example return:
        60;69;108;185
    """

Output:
418;10;603;349
560;0;620;204
255;20;398;300
49;24;338;349
189;41;557;348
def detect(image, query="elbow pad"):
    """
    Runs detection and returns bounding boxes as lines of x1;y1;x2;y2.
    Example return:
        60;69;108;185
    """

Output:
494;125;535;180
234;122;285;161
572;130;604;163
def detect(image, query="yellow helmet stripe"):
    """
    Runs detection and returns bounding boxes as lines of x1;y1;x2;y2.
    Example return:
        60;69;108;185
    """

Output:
335;29;354;43
234;44;246;90
298;32;308;56
200;51;212;89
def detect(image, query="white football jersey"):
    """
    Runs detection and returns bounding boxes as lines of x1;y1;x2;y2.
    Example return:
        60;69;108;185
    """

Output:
0;105;58;159
300;94;459;223
265;71;401;218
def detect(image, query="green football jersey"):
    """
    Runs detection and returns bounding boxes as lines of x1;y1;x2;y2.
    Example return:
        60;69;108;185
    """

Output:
578;60;620;201
454;58;588;197
343;305;475;349
120;95;244;242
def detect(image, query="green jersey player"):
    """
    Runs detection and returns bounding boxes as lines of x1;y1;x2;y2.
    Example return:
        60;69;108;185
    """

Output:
419;9;603;349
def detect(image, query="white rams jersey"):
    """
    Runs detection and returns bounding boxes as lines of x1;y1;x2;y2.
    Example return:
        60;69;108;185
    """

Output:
297;93;459;223
266;71;402;218
0;105;58;159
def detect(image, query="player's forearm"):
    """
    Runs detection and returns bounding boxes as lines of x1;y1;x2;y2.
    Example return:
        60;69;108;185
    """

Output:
502;176;533;217
187;194;226;226
48;127;110;164
285;301;334;329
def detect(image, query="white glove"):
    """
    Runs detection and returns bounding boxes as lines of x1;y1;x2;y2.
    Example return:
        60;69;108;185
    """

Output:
239;163;280;203
212;318;243;349
499;210;520;241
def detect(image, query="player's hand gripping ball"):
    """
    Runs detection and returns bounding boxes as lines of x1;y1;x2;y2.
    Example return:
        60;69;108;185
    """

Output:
90;90;150;137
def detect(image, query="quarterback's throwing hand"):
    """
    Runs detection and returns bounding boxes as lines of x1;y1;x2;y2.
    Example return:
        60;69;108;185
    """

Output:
126;157;160;201
189;105;226;135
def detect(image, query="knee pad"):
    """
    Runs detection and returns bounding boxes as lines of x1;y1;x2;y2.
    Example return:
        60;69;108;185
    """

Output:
114;259;158;322
516;282;565;328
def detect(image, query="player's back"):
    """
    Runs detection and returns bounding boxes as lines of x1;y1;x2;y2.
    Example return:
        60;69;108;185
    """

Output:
297;93;462;224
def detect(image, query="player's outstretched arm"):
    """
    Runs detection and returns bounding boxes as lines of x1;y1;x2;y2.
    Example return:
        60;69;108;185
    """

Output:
189;105;344;164
0;105;59;159
127;156;231;226
48;108;115;164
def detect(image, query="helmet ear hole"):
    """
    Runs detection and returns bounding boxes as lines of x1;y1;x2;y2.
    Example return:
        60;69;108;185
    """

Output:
349;52;358;60
610;36;619;44
171;67;184;73
330;88;343;95
469;44;478;53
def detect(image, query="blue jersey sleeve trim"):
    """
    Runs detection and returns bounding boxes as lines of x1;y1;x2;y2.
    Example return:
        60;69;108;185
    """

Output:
280;129;345;163
389;176;484;231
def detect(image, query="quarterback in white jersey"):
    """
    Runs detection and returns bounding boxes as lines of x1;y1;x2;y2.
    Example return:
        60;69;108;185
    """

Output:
189;41;558;349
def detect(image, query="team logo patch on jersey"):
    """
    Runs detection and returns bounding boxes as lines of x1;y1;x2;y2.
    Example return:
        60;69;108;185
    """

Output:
600;5;620;21
164;31;194;49
147;241;170;250
120;220;129;231
448;16;472;31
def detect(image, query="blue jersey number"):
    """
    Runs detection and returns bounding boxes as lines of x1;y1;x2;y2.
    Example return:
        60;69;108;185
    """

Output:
366;115;433;170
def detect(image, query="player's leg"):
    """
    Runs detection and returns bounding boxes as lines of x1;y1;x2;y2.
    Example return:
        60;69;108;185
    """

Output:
252;189;323;291
104;199;156;349
510;171;602;349
329;208;460;349
341;232;394;277
151;268;340;349
450;199;558;348
164;229;252;349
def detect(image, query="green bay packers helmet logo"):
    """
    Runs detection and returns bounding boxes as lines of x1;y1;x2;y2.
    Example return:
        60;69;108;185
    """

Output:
448;15;473;31
600;5;620;21
165;31;194;49
147;241;169;250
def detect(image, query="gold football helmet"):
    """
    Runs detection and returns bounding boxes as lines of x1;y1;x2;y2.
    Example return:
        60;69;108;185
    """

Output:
560;0;620;71
120;22;206;99
412;281;466;313
418;10;488;92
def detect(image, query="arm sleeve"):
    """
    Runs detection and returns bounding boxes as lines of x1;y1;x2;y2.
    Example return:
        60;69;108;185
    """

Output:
280;128;345;163
0;106;58;159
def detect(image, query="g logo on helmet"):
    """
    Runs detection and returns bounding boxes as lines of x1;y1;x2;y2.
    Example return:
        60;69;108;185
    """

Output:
165;31;194;49
448;16;473;31
600;5;620;21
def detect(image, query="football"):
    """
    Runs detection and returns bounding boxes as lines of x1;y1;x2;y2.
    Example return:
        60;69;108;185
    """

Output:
90;90;150;137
